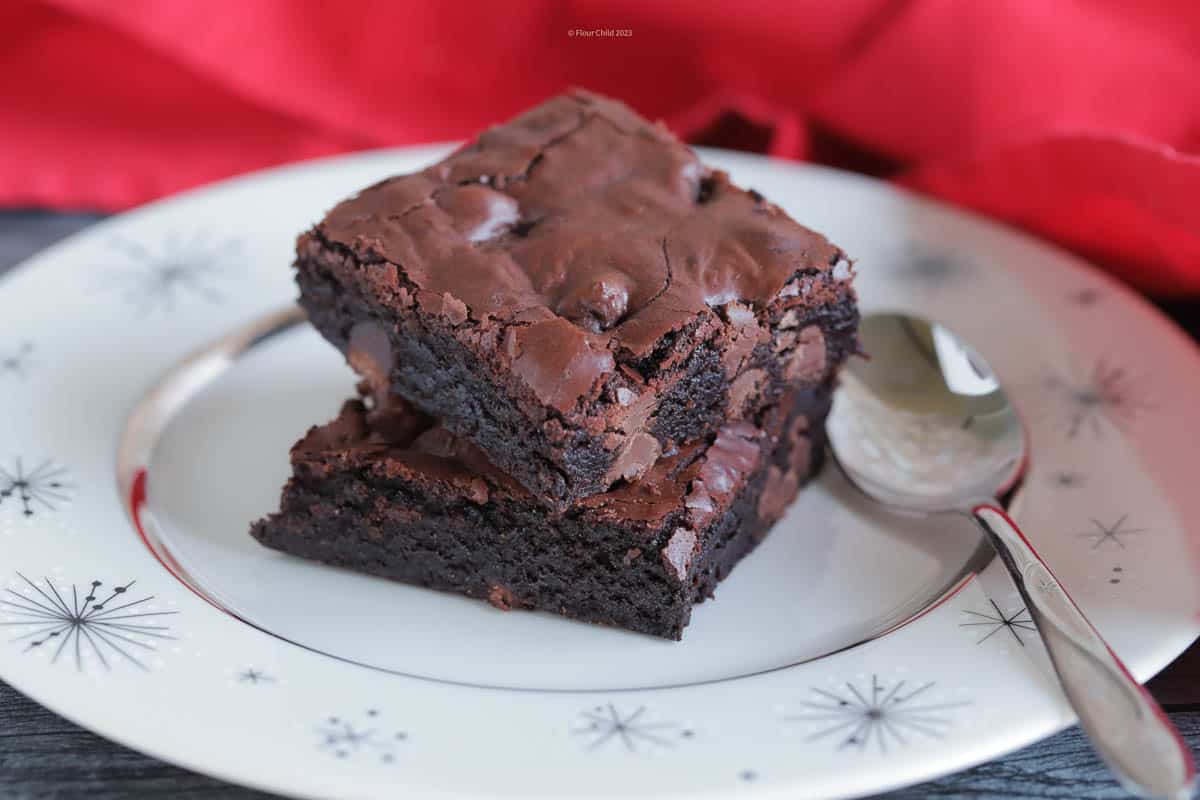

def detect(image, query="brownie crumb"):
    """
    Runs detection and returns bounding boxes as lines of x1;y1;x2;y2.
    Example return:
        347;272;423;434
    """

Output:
488;584;517;611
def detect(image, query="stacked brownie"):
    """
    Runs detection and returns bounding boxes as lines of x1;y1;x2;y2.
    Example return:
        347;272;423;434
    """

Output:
251;90;859;639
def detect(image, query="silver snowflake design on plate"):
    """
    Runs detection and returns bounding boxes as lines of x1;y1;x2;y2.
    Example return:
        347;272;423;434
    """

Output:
317;709;406;763
237;668;275;684
571;704;693;751
0;573;175;670
786;675;968;753
0;458;73;517
1043;360;1149;439
892;244;975;288
1048;470;1086;490
1068;287;1103;307
0;342;34;379
102;231;240;315
960;600;1036;645
1077;514;1146;550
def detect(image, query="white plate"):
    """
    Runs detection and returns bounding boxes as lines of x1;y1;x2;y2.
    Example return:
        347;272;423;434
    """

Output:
1;146;1197;799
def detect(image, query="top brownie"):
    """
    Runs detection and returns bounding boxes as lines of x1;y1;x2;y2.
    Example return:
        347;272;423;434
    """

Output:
295;89;858;511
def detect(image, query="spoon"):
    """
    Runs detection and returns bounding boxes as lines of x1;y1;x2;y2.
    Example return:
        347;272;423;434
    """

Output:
826;312;1196;800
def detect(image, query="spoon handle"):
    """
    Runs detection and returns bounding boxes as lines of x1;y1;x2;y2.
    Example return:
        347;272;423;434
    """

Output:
972;505;1196;800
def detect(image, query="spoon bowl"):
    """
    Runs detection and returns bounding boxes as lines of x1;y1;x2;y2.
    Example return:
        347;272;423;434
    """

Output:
828;313;1025;513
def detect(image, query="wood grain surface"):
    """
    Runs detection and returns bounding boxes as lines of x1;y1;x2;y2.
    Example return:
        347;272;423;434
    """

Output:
1;211;1197;799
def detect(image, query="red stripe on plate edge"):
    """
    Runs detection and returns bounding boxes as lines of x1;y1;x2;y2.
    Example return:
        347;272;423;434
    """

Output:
129;467;228;613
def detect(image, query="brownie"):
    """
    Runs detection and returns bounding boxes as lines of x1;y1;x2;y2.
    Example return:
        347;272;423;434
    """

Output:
250;384;832;640
295;89;858;512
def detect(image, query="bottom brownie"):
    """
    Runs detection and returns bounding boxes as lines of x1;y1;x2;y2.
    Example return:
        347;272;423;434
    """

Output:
250;384;831;639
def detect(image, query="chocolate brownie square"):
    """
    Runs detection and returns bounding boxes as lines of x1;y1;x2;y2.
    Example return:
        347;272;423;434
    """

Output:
250;385;830;640
295;89;857;511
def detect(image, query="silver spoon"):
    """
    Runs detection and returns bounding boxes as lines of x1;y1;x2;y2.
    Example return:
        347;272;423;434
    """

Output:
827;312;1196;800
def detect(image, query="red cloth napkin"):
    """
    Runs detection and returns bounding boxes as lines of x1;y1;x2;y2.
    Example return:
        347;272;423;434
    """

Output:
4;0;1199;295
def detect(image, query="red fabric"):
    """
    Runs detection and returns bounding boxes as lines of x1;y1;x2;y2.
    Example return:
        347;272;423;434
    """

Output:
3;0;1198;295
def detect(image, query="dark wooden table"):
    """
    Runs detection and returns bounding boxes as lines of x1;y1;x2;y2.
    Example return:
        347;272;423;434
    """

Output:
1;210;1197;799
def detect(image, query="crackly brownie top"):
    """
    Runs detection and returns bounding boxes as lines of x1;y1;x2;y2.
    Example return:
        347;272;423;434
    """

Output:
313;89;846;413
294;396;771;534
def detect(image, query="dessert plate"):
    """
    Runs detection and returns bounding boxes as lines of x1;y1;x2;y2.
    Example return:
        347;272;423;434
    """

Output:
1;146;1198;799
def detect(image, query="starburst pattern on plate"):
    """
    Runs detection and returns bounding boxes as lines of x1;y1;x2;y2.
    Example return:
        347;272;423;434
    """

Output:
103;231;240;315
1077;514;1146;550
785;675;968;754
1044;360;1149;439
0;573;175;670
317;709;406;763
0;342;34;379
0;458;73;517
571;704;692;751
892;244;974;288
1048;470;1087;490
1068;288;1103;307
238;668;275;684
959;600;1036;646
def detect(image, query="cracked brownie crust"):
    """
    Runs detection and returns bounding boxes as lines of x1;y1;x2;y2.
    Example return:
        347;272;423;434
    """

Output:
295;89;858;510
250;384;832;640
